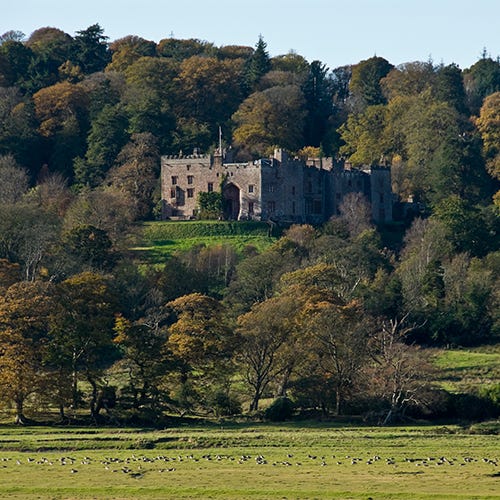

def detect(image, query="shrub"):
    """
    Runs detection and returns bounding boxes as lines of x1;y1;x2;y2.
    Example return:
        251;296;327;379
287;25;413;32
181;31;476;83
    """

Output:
207;390;242;417
264;397;295;422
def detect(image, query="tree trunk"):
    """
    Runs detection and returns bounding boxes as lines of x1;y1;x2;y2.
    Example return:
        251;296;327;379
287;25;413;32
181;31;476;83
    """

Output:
88;376;98;418
14;399;26;425
334;387;341;416
250;381;262;411
72;350;78;409
58;403;66;422
275;365;293;398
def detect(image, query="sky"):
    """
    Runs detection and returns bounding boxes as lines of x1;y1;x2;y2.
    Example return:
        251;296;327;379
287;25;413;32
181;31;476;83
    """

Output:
3;0;500;70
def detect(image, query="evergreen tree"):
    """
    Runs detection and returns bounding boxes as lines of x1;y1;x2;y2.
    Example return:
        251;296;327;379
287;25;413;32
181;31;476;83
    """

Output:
244;36;271;92
71;24;110;74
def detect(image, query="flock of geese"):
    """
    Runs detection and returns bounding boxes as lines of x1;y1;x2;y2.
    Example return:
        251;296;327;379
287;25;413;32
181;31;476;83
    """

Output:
0;452;497;476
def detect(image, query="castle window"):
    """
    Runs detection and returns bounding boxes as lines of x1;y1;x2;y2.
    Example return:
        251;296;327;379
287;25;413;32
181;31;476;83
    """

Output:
248;184;254;193
186;164;191;171
187;188;194;198
207;182;214;192
267;201;276;213
170;188;176;198
248;202;254;215
171;176;178;185
269;184;275;193
187;175;194;184
291;186;296;196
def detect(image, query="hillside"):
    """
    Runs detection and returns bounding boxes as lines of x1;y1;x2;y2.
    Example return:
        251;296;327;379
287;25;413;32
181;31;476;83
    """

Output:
132;220;278;264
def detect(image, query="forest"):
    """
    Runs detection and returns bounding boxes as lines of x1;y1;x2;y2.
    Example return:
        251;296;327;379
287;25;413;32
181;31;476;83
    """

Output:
0;24;498;426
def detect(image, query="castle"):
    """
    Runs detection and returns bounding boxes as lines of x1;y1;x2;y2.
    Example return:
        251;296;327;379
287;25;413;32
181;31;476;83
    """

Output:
161;149;393;224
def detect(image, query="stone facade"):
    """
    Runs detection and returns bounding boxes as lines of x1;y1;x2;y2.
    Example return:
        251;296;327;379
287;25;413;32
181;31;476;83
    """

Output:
161;149;393;224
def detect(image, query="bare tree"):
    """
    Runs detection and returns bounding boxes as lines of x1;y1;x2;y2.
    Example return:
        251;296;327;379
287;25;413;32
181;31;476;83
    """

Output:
338;192;373;237
0;154;29;204
369;314;434;424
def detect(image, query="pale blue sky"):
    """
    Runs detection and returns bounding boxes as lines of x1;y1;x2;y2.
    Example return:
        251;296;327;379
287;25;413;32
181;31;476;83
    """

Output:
4;0;500;70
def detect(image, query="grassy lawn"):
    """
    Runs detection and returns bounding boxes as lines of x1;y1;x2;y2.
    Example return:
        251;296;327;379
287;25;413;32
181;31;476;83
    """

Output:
0;423;498;499
131;221;277;264
432;346;500;393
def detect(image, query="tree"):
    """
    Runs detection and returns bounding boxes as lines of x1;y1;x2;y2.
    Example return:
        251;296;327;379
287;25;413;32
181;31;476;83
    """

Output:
302;60;334;147
0;87;42;173
107;35;156;72
157;38;215;60
0;40;34;88
225;243;302;315
113;308;170;411
79;71;125;121
271;51;309;75
385;92;466;204
0;31;25;43
368;315;435;424
475;91;500;184
167;294;234;371
71;24;110;74
167;293;235;412
435;63;467;114
463;56;500;114
106;132;160;219
63;187;135;243
432;195;492;257
0;203;60;281
62;224;114;271
339;104;389;165
0;281;52;423
0;259;21;291
25;172;73;217
381;61;436;101
33;81;88;138
74;104;128;187
304;299;372;415
32;81;89;176
244;36;271;91
236;294;300;410
26;27;74;88
0;154;29;204
175;56;244;131
397;217;451;315
337;192;373;237
232;85;307;156
47;272;117;418
350;56;394;111
123;57;178;150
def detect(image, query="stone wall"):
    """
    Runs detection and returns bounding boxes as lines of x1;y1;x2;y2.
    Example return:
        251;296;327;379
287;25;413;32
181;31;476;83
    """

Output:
160;150;393;223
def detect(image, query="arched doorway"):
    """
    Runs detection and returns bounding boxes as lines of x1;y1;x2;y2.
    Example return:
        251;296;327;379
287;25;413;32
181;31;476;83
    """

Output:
223;183;240;220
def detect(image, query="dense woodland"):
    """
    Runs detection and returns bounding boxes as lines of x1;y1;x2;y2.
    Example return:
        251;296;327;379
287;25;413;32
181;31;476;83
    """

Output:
0;25;499;425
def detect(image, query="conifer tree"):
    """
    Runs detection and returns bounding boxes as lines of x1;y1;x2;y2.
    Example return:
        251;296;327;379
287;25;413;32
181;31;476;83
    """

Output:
244;35;271;92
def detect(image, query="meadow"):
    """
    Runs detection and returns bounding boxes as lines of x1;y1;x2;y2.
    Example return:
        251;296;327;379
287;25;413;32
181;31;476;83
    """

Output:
131;220;277;263
0;423;498;499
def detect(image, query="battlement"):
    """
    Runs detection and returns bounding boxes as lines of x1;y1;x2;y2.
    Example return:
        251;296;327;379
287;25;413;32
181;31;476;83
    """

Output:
160;148;393;224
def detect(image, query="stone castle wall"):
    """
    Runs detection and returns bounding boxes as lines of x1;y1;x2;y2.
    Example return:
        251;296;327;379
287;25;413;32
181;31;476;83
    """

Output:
161;150;392;223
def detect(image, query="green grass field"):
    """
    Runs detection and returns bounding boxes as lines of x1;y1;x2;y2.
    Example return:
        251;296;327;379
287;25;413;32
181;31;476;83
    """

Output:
131;220;277;264
432;346;500;393
0;423;498;499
